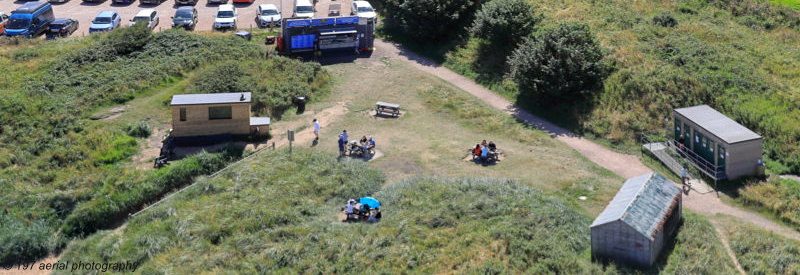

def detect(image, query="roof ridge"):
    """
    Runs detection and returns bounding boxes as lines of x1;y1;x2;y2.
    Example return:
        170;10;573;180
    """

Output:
618;172;653;222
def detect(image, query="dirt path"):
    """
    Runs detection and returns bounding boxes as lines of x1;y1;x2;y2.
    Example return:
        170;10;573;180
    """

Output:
271;102;349;149
710;220;746;275
372;39;800;242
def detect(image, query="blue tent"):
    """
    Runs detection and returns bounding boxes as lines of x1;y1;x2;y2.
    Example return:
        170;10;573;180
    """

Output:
359;197;380;209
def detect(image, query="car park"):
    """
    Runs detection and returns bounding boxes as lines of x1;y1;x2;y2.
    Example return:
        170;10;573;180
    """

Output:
89;10;120;33
129;9;159;30
350;1;376;20
256;4;280;28
171;6;197;30
213;5;236;31
0;12;8;34
293;0;314;19
45;18;78;39
5;2;54;37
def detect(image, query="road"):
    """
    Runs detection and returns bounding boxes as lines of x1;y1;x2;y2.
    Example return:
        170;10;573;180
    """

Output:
0;0;353;36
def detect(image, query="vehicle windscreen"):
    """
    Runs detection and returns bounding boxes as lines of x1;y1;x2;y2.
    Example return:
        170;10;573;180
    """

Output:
261;9;278;16
7;18;30;29
49;23;64;30
175;11;192;20
93;17;112;24
217;11;234;18
357;6;373;12
296;6;313;13
133;16;150;22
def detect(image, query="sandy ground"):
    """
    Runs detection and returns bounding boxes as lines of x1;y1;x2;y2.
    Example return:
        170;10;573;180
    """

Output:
0;0;353;36
370;39;800;244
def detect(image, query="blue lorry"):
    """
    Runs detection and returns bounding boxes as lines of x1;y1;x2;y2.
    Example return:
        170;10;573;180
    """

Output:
5;2;54;37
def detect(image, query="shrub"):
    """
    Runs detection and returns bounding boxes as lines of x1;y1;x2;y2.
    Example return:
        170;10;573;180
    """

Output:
125;119;152;138
378;0;487;41
507;22;605;103
653;11;678;27
93;135;138;165
103;23;152;55
470;0;541;52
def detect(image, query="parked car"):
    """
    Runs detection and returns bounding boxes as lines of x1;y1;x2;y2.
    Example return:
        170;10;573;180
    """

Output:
45;18;78;39
112;0;136;5
232;0;252;4
256;4;280;28
351;1;376;20
208;0;227;5
89;10;121;33
293;0;314;19
213;5;236;31
139;0;162;5
129;9;158;30
5;2;54;37
174;0;197;6
0;12;9;35
47;0;70;3
171;6;197;30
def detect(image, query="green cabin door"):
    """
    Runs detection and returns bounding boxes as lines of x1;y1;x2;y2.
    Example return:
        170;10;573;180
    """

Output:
674;119;682;141
707;140;716;165
717;145;726;171
694;132;703;157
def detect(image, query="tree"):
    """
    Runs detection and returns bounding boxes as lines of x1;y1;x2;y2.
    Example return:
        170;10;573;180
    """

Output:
507;22;605;103
377;0;486;41
470;0;541;52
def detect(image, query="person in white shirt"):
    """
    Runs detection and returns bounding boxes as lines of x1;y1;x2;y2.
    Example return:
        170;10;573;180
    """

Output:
313;119;320;140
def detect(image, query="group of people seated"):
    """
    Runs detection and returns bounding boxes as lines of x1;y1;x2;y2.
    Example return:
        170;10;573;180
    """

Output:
343;199;382;223
472;140;499;164
348;135;376;156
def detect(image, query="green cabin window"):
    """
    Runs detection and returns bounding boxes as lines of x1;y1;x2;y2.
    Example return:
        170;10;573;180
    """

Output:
209;106;232;120
179;108;186;121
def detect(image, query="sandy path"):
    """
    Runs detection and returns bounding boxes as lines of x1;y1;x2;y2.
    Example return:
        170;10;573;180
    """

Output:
271;102;348;148
372;39;800;242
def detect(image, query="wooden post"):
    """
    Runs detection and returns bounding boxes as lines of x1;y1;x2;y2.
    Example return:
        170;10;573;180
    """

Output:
287;129;295;155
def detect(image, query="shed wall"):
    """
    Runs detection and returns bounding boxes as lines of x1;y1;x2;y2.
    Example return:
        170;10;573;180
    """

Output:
591;221;653;267
726;139;763;179
171;103;251;137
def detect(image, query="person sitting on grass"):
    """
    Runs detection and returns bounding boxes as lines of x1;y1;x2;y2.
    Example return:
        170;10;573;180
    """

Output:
481;140;487;147
473;144;481;158
488;141;496;151
368;136;375;148
344;199;355;221
360;136;368;144
369;208;381;223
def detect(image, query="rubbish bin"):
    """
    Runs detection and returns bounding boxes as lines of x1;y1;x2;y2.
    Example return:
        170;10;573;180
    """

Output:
294;96;307;114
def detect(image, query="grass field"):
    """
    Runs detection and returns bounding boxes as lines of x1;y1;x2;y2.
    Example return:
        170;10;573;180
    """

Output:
54;54;740;273
716;214;800;274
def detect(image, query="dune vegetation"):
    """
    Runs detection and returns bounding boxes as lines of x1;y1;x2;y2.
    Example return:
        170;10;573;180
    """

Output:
718;215;800;274
0;25;328;264
57;149;736;274
376;0;800;175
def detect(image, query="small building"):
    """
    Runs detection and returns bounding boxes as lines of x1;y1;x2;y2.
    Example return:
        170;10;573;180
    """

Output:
673;105;762;179
591;173;682;268
170;92;269;142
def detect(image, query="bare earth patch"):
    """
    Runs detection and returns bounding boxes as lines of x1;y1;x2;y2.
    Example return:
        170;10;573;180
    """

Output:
90;105;130;121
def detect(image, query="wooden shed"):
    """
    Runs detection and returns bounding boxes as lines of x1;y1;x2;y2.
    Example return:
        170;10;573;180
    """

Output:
673;105;762;179
170;92;270;139
591;173;682;268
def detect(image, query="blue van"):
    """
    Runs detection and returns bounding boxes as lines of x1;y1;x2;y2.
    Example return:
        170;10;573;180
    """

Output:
5;2;55;37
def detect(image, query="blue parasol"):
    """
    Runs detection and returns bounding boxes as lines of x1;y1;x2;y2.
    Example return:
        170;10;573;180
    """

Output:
359;197;380;209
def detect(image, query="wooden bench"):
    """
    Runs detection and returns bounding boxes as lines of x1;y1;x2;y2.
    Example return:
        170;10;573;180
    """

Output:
376;101;401;117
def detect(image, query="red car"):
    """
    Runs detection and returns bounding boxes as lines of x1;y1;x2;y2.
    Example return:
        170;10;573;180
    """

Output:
0;12;9;34
232;0;252;3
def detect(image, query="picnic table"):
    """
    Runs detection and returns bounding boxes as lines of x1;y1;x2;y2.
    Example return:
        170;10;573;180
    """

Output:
347;140;375;156
376;101;401;117
469;147;502;162
329;4;341;16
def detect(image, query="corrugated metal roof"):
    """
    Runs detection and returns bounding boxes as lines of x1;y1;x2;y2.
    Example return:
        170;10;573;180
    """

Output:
170;93;251;106
250;117;270;126
591;173;681;240
674;105;761;144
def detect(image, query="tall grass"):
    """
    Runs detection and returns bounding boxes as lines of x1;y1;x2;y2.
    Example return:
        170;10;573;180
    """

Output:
739;178;800;229
722;216;800;274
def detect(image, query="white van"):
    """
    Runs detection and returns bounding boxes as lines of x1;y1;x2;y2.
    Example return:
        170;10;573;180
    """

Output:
293;0;314;19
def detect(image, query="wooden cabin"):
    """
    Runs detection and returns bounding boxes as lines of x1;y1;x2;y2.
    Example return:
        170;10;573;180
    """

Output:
170;92;269;140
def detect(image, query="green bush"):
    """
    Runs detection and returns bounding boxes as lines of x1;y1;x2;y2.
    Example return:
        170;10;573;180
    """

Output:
377;0;487;41
61;149;238;238
125;120;152;138
507;22;606;103
470;0;541;52
93;135;138;165
104;23;152;55
653;11;678;27
739;178;800;229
